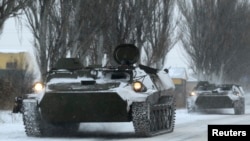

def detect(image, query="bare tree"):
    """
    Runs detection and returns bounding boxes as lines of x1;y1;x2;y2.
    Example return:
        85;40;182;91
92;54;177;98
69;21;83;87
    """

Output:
69;0;176;69
68;0;113;65
143;0;175;68
100;0;176;69
178;0;250;83
0;0;29;34
46;0;71;67
24;0;70;79
101;0;147;66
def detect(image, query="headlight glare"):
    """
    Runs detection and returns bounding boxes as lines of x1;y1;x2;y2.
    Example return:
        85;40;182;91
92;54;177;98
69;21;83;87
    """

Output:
233;91;240;96
33;82;44;93
132;81;147;92
90;70;97;76
190;91;196;96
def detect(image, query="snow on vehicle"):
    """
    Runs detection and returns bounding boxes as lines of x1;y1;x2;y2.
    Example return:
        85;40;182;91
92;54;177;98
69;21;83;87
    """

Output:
13;44;176;137
187;81;245;115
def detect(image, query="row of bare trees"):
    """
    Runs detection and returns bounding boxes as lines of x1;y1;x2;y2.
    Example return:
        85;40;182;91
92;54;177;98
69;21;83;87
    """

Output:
2;0;250;86
22;0;176;80
178;0;250;86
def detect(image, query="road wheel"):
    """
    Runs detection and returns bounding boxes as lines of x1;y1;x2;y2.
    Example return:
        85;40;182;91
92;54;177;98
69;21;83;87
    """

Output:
234;100;245;115
22;99;43;137
22;99;79;137
187;100;196;113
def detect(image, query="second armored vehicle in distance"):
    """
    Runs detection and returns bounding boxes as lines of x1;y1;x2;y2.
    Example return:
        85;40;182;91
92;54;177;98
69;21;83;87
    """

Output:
187;81;245;115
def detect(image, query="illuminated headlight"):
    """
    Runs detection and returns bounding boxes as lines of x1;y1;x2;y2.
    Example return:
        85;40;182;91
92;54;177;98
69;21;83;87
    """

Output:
190;91;196;96
132;81;147;92
90;70;97;75
33;82;44;93
233;92;240;96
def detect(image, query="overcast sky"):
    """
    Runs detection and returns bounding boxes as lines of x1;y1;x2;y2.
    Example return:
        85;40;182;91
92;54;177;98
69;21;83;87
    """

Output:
0;18;33;52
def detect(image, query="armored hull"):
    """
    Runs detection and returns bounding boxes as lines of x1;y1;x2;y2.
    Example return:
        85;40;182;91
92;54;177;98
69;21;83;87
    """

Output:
40;92;130;122
13;44;176;137
195;94;234;108
187;82;245;115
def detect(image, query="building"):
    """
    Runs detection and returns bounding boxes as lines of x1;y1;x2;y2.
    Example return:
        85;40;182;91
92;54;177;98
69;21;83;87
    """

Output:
0;51;29;70
169;67;188;108
0;50;35;79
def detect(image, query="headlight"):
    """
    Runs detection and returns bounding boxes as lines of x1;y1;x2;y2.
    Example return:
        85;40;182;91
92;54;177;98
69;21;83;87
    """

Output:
132;81;147;92
33;82;44;93
90;70;98;78
233;91;240;96
90;70;98;76
190;91;196;96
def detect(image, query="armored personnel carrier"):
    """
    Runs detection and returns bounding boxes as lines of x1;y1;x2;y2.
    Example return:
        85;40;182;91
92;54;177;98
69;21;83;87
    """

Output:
187;81;245;115
13;44;176;137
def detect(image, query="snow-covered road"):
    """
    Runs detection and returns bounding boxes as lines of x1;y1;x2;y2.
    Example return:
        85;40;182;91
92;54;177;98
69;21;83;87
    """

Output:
1;94;250;141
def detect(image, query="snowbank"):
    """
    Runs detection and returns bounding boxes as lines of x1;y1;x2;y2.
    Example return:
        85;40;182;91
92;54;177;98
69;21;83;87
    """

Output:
0;110;22;124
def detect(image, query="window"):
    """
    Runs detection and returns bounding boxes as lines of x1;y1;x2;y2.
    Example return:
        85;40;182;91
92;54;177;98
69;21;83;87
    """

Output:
6;62;17;69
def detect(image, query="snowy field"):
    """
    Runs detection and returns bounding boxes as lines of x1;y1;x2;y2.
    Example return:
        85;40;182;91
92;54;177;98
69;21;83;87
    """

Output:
1;93;250;141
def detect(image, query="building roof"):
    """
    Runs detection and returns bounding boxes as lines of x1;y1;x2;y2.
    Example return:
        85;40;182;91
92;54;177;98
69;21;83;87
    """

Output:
168;67;188;80
0;49;27;53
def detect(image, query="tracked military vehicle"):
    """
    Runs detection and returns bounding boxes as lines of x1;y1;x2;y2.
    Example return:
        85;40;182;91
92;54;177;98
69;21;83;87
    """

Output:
187;81;245;115
13;44;176;137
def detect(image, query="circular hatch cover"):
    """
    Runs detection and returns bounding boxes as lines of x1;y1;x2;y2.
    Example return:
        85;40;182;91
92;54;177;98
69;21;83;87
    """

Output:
113;44;140;66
